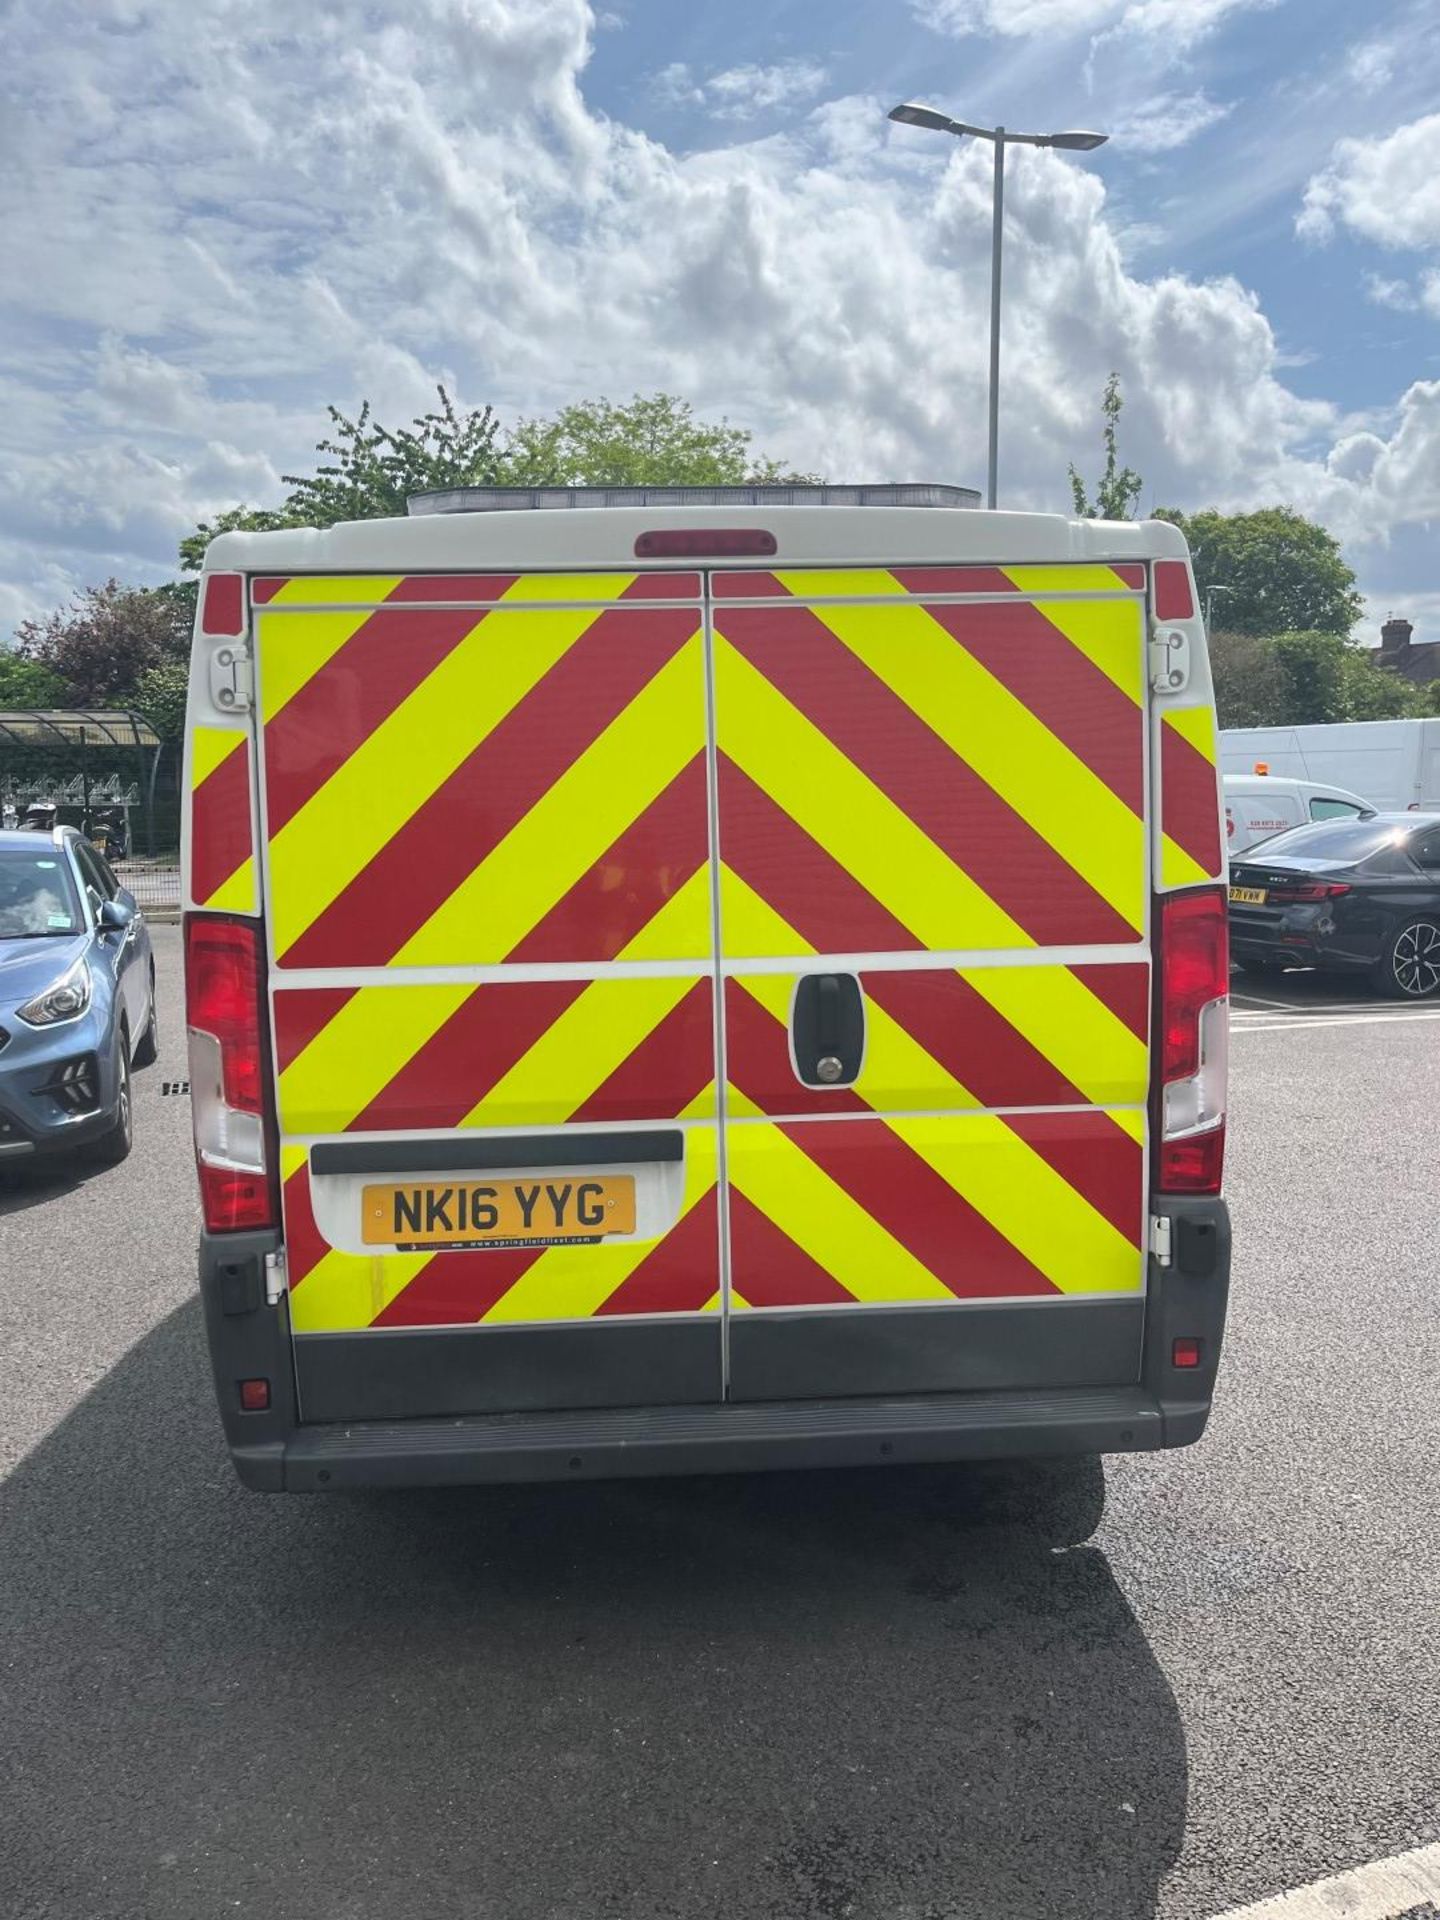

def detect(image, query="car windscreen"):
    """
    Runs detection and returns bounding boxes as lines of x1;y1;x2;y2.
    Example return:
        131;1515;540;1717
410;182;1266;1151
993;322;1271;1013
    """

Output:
1243;819;1414;865
0;848;85;937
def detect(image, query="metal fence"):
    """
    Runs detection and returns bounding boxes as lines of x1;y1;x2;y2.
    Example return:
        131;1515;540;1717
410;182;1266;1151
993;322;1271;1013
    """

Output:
118;861;181;915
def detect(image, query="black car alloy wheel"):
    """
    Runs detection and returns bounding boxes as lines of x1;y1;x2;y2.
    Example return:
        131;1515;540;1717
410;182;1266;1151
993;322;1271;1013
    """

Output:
1390;920;1440;998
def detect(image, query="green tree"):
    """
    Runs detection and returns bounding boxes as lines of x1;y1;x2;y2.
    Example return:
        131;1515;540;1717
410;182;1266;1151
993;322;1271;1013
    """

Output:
1157;506;1364;636
0;650;68;707
1210;626;1426;728
131;659;190;742
506;392;818;488
1069;373;1143;522
13;581;190;706
1206;629;1289;729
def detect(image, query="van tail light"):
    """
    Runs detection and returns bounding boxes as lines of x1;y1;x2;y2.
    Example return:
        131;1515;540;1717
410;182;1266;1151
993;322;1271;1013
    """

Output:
1158;888;1228;1195
1267;881;1350;903
185;914;277;1232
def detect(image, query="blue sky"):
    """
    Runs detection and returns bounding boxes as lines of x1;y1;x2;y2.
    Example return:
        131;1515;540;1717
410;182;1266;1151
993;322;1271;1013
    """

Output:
2;0;1439;640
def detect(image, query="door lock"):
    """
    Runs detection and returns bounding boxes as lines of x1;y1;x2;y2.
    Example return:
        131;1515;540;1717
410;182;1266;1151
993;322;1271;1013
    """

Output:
791;974;865;1088
815;1055;844;1084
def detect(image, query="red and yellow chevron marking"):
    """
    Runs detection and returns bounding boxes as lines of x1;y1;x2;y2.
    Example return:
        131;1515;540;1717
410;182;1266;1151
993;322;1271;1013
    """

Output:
1159;704;1224;888
252;571;700;607
259;593;709;969
281;1128;721;1333
188;724;256;913
712;564;1146;598
274;976;716;1136
713;589;1147;952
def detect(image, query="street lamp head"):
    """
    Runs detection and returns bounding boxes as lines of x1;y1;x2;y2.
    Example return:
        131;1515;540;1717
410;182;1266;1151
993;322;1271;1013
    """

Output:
1046;130;1109;151
888;102;961;135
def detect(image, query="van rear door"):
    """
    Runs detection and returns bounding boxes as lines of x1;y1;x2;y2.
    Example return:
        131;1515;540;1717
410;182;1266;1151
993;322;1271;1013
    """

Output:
710;565;1154;1400
252;569;724;1422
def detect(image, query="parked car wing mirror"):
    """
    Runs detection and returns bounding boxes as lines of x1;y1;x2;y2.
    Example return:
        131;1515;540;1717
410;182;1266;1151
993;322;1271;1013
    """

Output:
98;897;134;932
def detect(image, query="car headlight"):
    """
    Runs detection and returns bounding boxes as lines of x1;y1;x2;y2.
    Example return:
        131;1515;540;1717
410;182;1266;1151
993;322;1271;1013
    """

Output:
16;959;92;1027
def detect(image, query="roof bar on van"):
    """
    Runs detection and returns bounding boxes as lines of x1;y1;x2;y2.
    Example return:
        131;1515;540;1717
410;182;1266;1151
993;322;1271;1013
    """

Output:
407;483;982;516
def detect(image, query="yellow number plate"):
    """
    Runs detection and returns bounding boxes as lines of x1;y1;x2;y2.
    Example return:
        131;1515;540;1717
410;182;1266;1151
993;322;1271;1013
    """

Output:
362;1175;636;1249
1229;885;1267;905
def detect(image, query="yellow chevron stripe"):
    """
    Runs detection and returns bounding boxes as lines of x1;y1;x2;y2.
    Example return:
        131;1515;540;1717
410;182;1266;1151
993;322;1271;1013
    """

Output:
715;636;1031;954
1023;597;1145;703
277;982;472;1136
889;1113;1141;1294
266;605;601;959
460;975;710;1129
392;632;704;966
617;863;712;962
266;576;403;607
499;573;640;602
1164;703;1217;762
999;566;1138;597
960;965;1149;1108
256;608;380;722
479;1127;717;1323
812;601;1146;934
727;1121;954;1304
191;725;245;789
1162;834;1213;889
204;855;256;916
718;867;817;960
772;569;905;598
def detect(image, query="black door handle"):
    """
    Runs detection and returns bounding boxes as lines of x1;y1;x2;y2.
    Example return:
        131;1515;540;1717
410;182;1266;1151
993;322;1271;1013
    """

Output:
792;973;864;1087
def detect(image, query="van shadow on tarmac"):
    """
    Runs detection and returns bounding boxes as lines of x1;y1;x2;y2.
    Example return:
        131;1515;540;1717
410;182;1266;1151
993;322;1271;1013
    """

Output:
0;1300;1187;1920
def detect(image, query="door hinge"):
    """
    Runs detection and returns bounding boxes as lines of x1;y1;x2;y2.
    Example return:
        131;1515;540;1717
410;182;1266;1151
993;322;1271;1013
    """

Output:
1148;625;1191;694
1150;1214;1173;1268
264;1249;287;1306
209;644;253;715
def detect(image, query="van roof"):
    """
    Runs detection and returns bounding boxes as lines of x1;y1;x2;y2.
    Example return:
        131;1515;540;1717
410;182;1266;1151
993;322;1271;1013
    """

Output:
204;505;1192;576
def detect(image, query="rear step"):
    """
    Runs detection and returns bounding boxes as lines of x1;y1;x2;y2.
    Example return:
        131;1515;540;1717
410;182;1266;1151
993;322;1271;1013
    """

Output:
257;1388;1165;1490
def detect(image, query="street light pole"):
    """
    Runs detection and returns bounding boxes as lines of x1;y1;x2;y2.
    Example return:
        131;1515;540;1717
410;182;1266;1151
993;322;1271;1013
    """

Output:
888;103;1108;511
987;129;1005;511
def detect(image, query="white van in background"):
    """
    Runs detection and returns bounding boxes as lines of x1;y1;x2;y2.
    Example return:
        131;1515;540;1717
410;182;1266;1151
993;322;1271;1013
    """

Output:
1223;773;1374;855
1220;718;1440;812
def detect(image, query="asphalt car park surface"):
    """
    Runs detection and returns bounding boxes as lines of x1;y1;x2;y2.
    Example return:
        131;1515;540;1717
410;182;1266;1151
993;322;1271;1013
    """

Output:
4;927;1440;1920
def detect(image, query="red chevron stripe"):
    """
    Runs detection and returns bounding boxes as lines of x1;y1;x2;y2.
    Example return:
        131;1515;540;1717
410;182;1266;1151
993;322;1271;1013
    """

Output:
1162;720;1223;875
370;1246;546;1328
382;575;521;603
728;1188;856;1305
718;756;920;954
505;754;709;965
719;604;1138;946
263;607;482;833
889;567;1024;596
568;981;716;1125
272;987;357;1074
281;1162;329;1289
779;1119;1059;1299
346;979;587;1134
710;572;792;599
861;968;1087;1110
1002;1110;1143;1247
593;1190;721;1315
190;740;252;906
1069;962;1151;1041
918;599;1145;817
723;978;868;1117
279;605;699;969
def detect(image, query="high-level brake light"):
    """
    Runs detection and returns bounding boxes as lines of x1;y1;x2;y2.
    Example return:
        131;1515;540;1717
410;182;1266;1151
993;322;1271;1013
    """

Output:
634;529;777;559
1158;888;1228;1194
185;915;277;1232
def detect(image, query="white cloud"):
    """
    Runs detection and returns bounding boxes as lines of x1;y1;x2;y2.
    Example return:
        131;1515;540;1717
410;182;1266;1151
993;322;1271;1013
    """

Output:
911;0;1270;45
1365;274;1419;312
655;58;829;121
1299;113;1440;250
0;0;1434;634
1110;90;1229;153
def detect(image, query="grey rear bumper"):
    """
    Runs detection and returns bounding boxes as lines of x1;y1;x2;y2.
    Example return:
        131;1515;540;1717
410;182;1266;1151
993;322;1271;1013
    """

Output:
199;1196;1230;1492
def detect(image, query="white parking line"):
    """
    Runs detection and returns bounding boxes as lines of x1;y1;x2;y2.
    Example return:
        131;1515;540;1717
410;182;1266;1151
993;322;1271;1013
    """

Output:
1210;1838;1440;1917
1233;1010;1440;1033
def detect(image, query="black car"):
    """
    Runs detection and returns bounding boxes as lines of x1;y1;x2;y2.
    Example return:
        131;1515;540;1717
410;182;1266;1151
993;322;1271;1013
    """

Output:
1229;812;1440;997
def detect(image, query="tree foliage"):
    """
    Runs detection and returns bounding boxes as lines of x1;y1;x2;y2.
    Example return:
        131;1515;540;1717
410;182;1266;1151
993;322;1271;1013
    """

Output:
1069;373;1143;522
1157;506;1364;637
13;581;190;706
506;392;818;488
0;650;68;708
1209;627;1429;728
131;659;190;743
